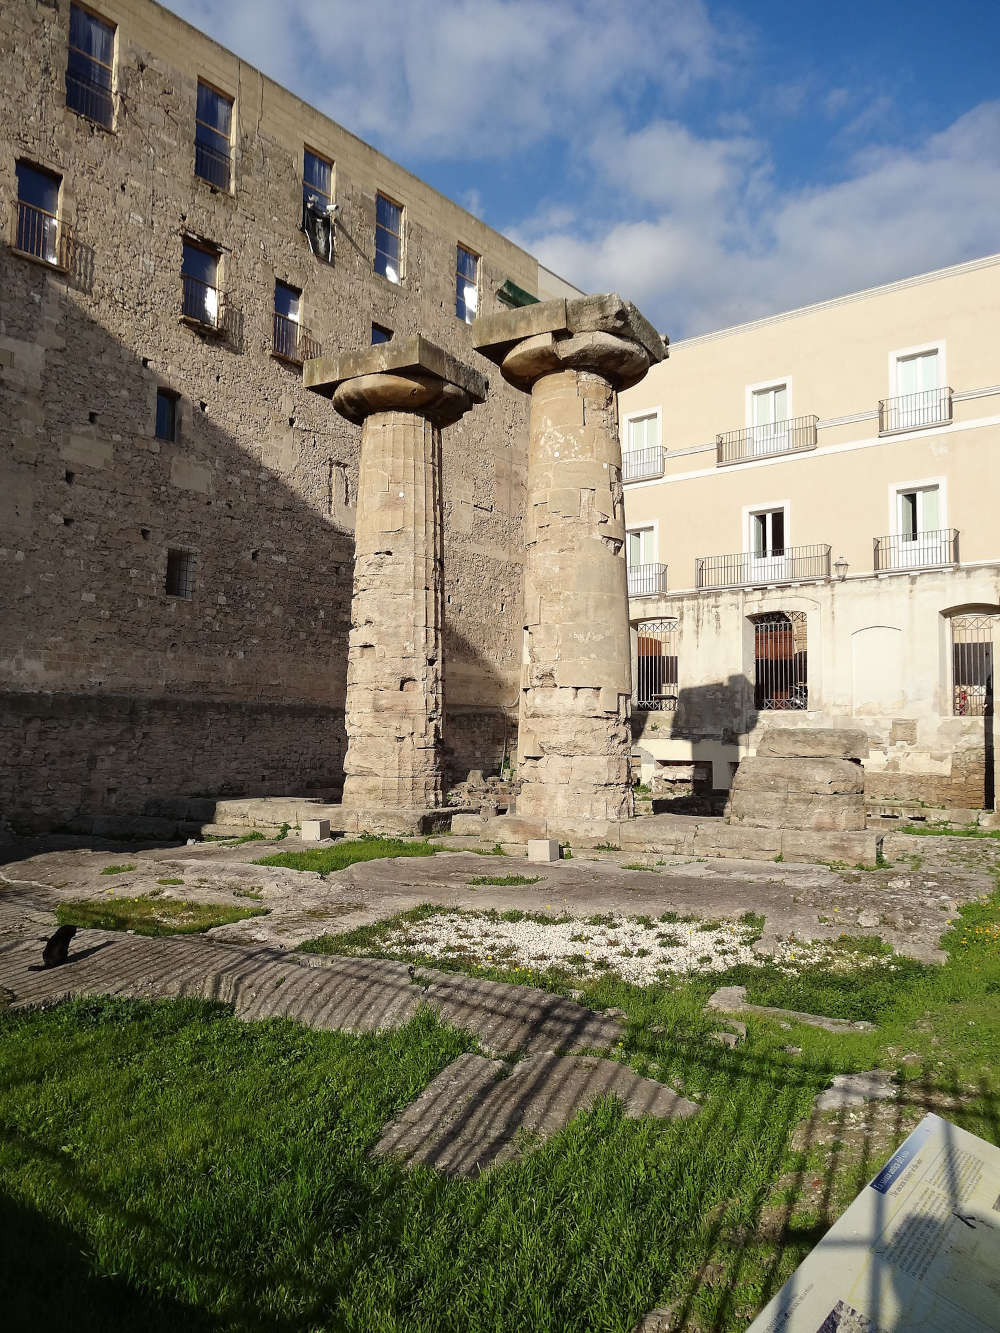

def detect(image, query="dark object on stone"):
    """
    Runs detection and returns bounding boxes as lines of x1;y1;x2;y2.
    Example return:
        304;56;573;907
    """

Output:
42;924;77;968
0;986;14;1009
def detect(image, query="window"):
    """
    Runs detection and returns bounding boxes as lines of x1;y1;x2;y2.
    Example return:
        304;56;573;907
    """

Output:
750;382;789;455
375;194;403;282
273;280;301;360
752;611;807;710
155;390;178;442
456;244;479;322
750;507;785;557
896;349;939;397
952;614;996;717
634;619;679;711
165;549;194;599
898;485;940;541
302;149;334;262
66;4;114;127
628;414;659;453
14;162;64;266
181;240;220;327
195;82;232;190
883;345;949;432
371;323;393;345
627;528;655;567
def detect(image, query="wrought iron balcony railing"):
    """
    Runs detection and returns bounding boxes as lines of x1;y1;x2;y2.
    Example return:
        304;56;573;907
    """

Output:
272;313;321;365
696;543;831;589
181;273;226;331
65;68;114;128
13;201;75;270
878;387;952;435
628;563;668;598
716;414;818;465
873;529;958;572
622;446;665;482
194;138;232;191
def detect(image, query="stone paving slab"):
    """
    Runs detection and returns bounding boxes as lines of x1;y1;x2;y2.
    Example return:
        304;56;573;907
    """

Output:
706;985;873;1034
0;924;623;1056
374;1050;698;1176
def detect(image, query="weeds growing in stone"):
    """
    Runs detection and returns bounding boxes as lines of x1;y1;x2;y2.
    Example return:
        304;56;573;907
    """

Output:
56;896;268;937
255;837;439;875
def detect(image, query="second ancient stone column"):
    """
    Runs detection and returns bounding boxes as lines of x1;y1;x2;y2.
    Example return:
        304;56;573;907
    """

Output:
305;337;486;810
474;296;667;822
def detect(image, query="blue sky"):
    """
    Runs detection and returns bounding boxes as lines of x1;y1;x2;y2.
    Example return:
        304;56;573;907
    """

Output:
166;0;1000;336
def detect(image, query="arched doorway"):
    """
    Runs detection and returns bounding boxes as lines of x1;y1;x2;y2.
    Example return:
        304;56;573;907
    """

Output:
751;610;807;711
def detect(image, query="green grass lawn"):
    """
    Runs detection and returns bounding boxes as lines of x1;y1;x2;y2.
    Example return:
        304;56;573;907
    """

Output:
56;895;268;937
3;891;999;1330
254;835;438;875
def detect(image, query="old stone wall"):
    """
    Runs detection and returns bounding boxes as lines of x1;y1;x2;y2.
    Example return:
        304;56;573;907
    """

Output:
0;0;543;823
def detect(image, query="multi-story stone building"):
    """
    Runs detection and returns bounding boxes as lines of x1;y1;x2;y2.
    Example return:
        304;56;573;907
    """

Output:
0;0;578;828
620;253;1000;812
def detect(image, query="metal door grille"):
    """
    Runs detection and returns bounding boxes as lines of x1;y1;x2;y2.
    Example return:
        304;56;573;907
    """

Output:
635;619;679;710
753;611;807;710
952;615;996;716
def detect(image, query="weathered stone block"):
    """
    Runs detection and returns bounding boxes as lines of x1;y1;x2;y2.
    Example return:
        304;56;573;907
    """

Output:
728;790;866;831
780;829;882;866
450;812;486;835
527;839;560;863
300;818;330;841
731;756;865;796
755;728;869;760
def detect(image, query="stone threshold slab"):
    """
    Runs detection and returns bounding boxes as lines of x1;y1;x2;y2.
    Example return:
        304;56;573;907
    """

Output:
373;1050;698;1177
707;985;873;1034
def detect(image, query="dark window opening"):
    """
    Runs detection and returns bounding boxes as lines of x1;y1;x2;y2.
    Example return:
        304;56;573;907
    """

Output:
753;610;807;710
181;239;220;327
372;323;393;345
634;619;679;711
155;389;178;441
952;615;996;717
66;4;114;128
302;148;334;263
375;193;402;282
15;161;65;266
456;244;479;322
195;81;232;190
165;549;194;599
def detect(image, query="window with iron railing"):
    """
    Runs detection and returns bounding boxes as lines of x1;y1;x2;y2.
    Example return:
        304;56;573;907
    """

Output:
752;610;808;710
14;162;72;269
878;386;952;434
696;544;831;589
951;614;996;717
272;280;320;364
873;528;958;572
181;239;221;328
623;413;664;481
66;4;114;128
634;619;679;710
195;82;232;190
717;414;818;465
627;564;668;598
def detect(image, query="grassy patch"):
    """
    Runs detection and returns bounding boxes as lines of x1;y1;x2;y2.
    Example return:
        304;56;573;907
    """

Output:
899;822;1000;839
256;836;438;875
56;895;268;937
99;863;135;875
203;830;268;846
156;877;184;886
622;863;660;872
467;874;542;887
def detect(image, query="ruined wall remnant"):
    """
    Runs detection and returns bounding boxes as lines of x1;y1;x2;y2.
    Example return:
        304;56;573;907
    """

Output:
306;338;486;809
474;296;668;822
727;727;869;832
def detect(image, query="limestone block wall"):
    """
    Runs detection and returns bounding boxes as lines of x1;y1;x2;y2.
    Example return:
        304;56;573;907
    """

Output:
0;0;544;823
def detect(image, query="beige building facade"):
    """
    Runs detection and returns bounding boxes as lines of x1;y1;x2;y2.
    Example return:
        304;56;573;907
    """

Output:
620;255;1000;810
0;0;577;827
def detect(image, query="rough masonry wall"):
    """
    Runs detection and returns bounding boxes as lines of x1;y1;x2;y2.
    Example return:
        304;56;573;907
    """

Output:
0;0;529;823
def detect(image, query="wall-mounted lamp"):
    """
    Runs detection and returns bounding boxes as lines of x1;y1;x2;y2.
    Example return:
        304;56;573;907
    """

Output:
834;555;849;581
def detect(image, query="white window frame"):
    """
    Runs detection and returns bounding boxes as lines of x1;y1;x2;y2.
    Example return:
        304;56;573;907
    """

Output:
887;340;946;398
887;476;947;537
623;407;662;454
626;522;658;567
741;499;790;555
745;376;793;427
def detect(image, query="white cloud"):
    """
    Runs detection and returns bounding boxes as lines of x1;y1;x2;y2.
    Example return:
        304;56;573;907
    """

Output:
516;101;1000;335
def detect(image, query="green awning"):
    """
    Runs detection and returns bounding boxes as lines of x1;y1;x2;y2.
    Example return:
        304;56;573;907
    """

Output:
496;278;539;308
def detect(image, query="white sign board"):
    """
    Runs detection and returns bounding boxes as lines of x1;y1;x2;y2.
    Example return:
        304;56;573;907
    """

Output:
748;1113;1000;1332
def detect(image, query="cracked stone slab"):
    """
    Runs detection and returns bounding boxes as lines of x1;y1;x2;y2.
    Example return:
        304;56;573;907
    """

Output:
815;1069;897;1112
706;985;873;1034
374;1051;698;1176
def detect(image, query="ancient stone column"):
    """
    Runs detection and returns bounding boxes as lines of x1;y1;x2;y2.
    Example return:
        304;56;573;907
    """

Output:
305;337;486;809
474;296;668;822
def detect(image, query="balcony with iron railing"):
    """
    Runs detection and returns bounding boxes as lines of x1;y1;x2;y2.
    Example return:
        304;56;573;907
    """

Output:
622;446;665;482
628;563;668;598
716;414;818;466
873;529;958;572
194;138;232;191
12;201;75;271
181;273;227;332
272;313;321;365
696;543;831;589
878;386;952;435
65;68;114;128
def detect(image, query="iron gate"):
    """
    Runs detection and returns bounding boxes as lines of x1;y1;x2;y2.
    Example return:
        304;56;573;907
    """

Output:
752;611;807;710
952;614;996;716
635;619;679;711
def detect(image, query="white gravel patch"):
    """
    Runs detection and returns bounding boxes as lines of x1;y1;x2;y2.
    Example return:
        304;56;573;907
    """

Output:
370;910;902;985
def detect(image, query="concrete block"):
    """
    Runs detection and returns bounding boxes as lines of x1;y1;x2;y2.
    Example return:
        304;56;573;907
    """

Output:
756;727;869;760
527;839;561;863
780;829;882;867
301;819;330;841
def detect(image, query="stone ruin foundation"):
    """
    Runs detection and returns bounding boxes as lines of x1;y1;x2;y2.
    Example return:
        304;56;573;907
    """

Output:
726;728;869;832
474;295;667;823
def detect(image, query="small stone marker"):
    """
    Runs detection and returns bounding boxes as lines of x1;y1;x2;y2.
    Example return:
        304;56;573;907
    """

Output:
527;839;561;863
300;819;330;842
814;1069;896;1111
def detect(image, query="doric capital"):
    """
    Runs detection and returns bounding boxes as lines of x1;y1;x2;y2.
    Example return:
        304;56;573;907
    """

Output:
304;334;487;426
472;293;668;392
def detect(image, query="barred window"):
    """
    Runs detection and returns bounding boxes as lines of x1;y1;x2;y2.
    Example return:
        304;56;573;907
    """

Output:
952;615;996;716
67;4;114;128
634;619;679;711
752;611;807;710
195;82;233;190
165;549;194;599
